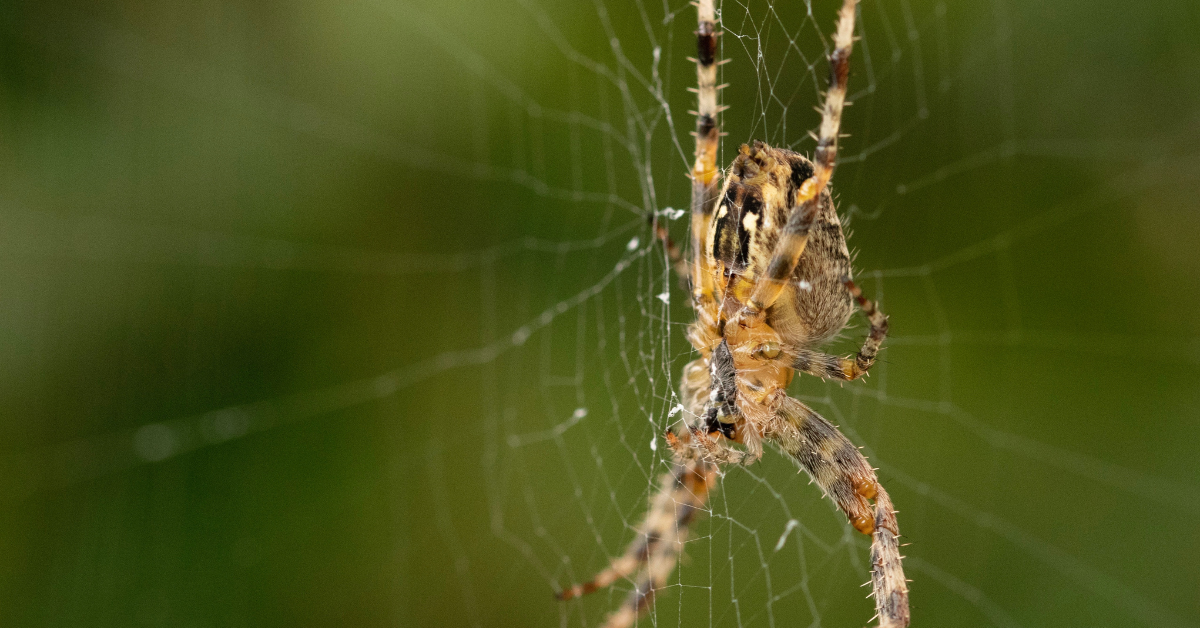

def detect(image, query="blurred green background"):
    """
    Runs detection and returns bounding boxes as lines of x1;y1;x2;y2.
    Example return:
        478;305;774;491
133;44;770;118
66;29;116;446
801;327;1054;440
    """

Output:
2;0;1199;626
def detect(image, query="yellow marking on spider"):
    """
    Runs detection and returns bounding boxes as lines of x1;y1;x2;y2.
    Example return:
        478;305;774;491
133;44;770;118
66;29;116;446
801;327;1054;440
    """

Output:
841;362;861;380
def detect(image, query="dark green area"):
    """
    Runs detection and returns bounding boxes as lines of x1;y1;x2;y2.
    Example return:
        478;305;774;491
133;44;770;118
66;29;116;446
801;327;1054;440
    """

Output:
2;0;1199;626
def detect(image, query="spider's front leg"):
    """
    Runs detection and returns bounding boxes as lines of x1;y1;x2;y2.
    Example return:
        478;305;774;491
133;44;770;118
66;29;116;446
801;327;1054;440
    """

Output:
555;355;721;628
669;423;762;467
554;457;717;627
766;394;910;628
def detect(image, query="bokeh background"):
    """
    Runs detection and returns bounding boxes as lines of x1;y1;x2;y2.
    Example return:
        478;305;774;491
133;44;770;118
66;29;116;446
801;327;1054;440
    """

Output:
2;0;1199;626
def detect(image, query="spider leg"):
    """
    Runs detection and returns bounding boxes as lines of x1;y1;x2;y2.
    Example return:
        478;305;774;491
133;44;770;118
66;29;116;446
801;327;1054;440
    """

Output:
843;276;889;374
767;394;910;628
557;358;718;625
683;426;761;466
744;0;859;315
555;457;717;628
685;340;763;466
602;458;716;628
650;214;691;284
792;277;889;380
688;0;724;308
791;348;870;381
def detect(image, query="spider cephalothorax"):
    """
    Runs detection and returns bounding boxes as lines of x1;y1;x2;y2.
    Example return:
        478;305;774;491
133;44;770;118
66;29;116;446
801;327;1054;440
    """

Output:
556;1;909;626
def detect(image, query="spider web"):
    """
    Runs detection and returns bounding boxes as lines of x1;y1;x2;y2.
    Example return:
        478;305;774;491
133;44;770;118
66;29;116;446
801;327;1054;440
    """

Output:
2;0;1199;627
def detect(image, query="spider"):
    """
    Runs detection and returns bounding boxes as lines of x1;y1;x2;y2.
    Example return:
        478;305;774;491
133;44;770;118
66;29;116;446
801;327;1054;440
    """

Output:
554;0;909;626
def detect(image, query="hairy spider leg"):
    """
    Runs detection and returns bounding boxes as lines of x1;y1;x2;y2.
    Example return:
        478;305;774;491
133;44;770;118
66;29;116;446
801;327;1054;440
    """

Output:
555;5;725;626
843;276;889;373
688;0;725;310
553;458;716;628
650;215;690;281
555;1;911;627
608;459;714;628
648;0;726;296
790;277;889;381
745;0;859;316
768;396;910;628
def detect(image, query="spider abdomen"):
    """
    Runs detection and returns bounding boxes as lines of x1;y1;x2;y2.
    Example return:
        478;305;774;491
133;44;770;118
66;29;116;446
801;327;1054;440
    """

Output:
707;142;855;348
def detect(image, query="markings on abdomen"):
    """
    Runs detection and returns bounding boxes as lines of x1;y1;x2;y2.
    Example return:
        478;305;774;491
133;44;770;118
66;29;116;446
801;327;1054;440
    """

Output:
737;193;762;270
711;184;762;272
711;196;732;264
788;157;814;190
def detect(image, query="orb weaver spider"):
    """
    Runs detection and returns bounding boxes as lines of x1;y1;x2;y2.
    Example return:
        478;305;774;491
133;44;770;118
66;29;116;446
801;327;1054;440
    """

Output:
555;0;910;626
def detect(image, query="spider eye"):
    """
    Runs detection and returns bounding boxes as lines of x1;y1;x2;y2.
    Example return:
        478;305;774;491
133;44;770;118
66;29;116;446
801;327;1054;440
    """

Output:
754;342;781;360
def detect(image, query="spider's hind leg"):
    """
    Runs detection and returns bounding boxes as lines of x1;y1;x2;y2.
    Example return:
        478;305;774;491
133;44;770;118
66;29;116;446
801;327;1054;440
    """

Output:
742;0;860;316
687;0;724;307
